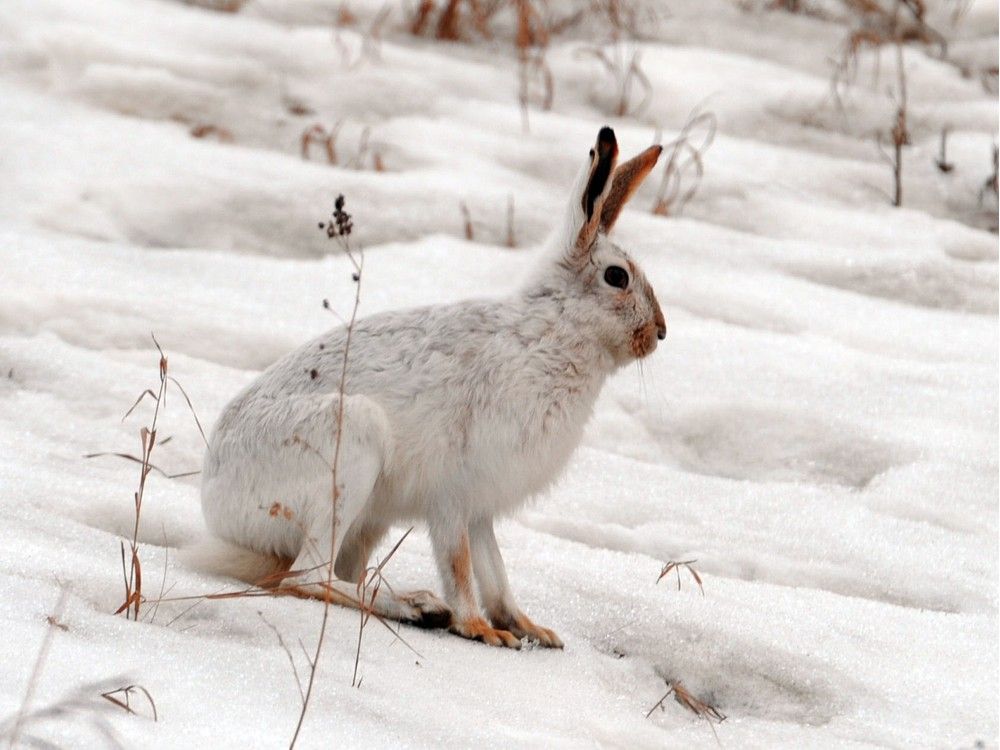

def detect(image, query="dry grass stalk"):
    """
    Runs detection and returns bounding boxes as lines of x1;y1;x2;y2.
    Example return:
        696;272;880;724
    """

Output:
934;126;954;173
258;611;307;705
980;143;999;204
505;194;516;248
3;671;155;749
302;123;385;171
190;124;234;142
288;195;364;748
575;43;651;118
333;5;392;69
460;202;475;240
875;43;910;206
337;0;357;26
646;680;726;722
185;0;246;11
656;559;705;595
590;0;656;37
7;587;70;747
301;122;344;165
353;126;373;169
84;450;199;480
351;527;415;688
830;0;944;110
97;335;206;621
410;0;437;35
100;685;158;722
652;107;717;217
515;0;552;132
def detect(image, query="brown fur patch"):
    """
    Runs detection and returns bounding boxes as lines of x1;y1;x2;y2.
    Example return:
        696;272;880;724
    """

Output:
450;532;472;595
631;320;659;358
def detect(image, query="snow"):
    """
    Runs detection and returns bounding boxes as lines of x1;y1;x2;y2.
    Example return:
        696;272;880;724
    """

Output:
0;0;997;747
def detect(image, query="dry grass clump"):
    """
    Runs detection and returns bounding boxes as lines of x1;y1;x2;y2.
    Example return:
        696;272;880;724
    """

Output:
575;43;651;118
301;122;386;171
86;335;206;621
651;107;717;217
407;0;656;130
646;680;726;747
456;195;519;246
183;0;247;12
656;559;705;595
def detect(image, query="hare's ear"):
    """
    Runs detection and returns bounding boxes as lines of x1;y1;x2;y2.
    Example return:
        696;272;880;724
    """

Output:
599;144;662;233
563;127;618;264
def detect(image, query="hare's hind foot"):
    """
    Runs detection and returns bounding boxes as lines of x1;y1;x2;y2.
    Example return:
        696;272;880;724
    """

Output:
492;611;563;649
396;590;452;629
450;617;521;649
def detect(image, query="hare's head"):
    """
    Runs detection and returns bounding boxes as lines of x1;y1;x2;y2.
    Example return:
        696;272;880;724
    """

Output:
550;127;666;365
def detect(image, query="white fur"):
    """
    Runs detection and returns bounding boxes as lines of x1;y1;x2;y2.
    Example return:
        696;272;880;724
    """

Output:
196;130;665;645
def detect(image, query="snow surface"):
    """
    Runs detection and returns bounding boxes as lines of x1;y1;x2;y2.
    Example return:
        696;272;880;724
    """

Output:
0;0;997;747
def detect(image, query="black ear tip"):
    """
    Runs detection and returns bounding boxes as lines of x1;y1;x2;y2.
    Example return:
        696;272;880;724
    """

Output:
598;126;616;147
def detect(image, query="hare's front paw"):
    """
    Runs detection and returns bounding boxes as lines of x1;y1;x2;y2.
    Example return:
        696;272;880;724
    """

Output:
492;610;564;649
397;590;452;630
450;617;521;649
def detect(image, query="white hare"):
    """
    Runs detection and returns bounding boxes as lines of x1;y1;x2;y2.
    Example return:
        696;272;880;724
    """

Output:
196;127;665;649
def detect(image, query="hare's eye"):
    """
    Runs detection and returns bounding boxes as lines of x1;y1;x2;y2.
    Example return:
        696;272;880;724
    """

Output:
604;265;629;289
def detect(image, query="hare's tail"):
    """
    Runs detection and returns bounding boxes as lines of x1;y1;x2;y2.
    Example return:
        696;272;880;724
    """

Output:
181;537;291;585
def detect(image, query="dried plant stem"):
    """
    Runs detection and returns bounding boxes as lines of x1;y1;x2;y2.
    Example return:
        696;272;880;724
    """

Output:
9;587;70;747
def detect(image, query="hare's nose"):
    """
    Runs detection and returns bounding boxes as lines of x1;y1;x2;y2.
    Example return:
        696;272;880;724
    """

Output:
657;325;666;341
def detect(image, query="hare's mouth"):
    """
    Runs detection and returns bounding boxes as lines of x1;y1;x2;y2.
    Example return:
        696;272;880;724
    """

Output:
630;321;659;359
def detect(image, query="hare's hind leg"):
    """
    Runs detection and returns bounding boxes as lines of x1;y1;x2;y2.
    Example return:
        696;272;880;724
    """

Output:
276;397;450;628
204;393;449;628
